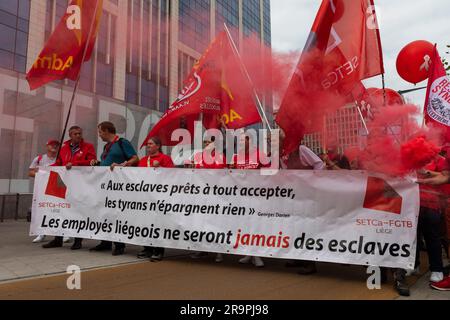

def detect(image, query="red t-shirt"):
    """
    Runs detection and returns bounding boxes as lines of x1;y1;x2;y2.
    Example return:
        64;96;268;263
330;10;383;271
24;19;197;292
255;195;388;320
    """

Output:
420;156;449;210
194;151;227;169
138;153;174;168
232;149;268;170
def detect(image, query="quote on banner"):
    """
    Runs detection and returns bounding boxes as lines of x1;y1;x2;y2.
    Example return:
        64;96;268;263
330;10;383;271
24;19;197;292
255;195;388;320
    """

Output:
31;168;420;269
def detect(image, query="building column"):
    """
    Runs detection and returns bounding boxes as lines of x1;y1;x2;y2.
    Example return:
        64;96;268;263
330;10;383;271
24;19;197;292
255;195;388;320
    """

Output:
238;0;243;49
27;0;47;71
260;0;264;46
168;0;180;104
210;0;216;39
113;0;128;101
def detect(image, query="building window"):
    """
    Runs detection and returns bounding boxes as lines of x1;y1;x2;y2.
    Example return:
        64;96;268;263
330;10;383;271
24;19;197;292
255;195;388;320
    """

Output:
179;0;210;52
242;0;261;38
215;0;239;42
263;0;271;47
0;0;30;73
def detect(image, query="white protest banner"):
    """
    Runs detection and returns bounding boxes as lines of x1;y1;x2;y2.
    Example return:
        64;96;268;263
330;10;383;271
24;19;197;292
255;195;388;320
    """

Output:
31;167;419;269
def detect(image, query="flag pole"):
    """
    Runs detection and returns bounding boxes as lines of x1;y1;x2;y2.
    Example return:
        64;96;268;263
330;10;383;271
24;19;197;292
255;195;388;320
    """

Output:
223;23;272;131
355;101;370;135
56;0;101;160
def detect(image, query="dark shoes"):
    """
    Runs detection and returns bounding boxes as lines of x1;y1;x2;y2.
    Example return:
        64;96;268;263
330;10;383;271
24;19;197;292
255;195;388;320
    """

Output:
394;269;410;297
150;253;163;262
150;248;164;262
394;278;410;296
297;262;318;275
90;243;112;252
42;239;63;249
112;247;125;256
285;260;304;268
70;240;82;251
137;248;153;259
285;260;318;274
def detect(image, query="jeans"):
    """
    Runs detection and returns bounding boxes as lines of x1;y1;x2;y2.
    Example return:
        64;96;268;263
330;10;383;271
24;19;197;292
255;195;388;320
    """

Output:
416;207;444;273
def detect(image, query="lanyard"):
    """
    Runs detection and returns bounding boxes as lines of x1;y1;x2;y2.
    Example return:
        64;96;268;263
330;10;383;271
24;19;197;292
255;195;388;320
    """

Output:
147;153;161;167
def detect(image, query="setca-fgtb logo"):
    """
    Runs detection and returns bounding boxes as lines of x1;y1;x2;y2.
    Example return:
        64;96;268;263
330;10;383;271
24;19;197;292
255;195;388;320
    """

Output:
45;171;67;199
40;171;70;210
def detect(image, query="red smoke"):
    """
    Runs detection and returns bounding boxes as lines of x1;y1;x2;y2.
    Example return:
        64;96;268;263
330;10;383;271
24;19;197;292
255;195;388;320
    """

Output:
348;104;443;176
401;135;440;171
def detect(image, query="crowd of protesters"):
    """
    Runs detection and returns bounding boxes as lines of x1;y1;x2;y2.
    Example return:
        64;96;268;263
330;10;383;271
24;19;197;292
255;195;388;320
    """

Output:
29;121;450;296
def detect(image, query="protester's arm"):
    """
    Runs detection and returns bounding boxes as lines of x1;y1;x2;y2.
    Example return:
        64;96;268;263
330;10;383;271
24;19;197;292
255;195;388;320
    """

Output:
73;144;97;167
28;157;39;177
119;155;139;168
417;171;450;186
299;145;326;170
28;168;38;178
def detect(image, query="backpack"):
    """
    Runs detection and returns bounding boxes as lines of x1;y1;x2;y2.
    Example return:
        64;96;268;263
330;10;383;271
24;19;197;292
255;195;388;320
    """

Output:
103;138;132;161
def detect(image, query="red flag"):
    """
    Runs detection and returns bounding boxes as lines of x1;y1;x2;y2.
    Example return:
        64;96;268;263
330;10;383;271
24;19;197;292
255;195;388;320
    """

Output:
26;0;103;90
424;45;450;130
142;31;261;147
276;0;384;156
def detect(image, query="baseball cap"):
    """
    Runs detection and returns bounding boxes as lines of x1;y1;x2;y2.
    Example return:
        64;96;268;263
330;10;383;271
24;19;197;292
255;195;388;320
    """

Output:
46;139;60;146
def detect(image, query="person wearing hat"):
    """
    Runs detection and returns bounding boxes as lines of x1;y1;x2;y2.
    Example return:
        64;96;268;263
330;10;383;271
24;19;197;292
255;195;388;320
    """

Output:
42;126;97;250
29;139;61;243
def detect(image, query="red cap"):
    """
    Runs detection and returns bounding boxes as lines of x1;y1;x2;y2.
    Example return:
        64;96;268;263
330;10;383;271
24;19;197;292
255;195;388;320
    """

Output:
46;139;60;146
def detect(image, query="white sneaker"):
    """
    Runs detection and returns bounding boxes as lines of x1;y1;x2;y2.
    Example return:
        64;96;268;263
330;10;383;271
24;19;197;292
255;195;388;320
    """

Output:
430;272;444;283
215;253;224;263
406;267;420;276
32;235;46;243
252;256;264;268
63;237;72;243
239;256;252;264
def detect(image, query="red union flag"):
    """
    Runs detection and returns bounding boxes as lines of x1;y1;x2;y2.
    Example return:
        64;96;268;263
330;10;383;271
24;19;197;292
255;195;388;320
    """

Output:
26;0;103;90
424;45;450;128
142;31;261;147
276;0;384;156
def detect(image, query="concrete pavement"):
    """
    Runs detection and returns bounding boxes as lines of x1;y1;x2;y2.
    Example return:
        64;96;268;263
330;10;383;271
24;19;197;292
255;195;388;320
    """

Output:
0;220;449;300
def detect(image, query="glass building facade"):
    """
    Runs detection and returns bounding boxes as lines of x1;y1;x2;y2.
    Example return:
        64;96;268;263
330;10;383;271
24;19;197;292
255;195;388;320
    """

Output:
0;0;30;73
0;0;271;204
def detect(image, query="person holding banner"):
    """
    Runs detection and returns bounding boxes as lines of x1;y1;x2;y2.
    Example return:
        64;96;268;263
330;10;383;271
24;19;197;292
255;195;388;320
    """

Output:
234;135;266;268
416;155;449;284
29;139;60;243
42;126;97;250
190;137;227;262
90;121;139;256
137;136;174;262
284;144;325;274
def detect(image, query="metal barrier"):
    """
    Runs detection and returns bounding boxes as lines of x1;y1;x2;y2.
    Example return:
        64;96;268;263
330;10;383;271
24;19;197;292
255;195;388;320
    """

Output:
0;193;32;222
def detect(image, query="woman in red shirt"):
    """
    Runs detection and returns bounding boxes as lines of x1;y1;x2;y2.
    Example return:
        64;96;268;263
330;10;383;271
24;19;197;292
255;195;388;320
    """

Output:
137;137;174;262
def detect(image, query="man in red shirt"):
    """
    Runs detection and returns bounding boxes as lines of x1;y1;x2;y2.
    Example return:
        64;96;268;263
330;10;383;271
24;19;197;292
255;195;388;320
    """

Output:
138;136;174;261
43;126;97;250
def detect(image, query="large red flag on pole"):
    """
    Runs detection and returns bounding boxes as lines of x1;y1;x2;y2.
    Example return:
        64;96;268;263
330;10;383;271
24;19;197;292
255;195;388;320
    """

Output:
142;31;262;147
26;0;103;90
424;45;450;129
275;0;384;156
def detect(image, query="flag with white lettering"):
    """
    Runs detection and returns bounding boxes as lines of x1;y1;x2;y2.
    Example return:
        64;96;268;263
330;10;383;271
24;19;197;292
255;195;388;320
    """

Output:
424;45;450;128
275;0;384;156
26;0;103;90
142;31;261;147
